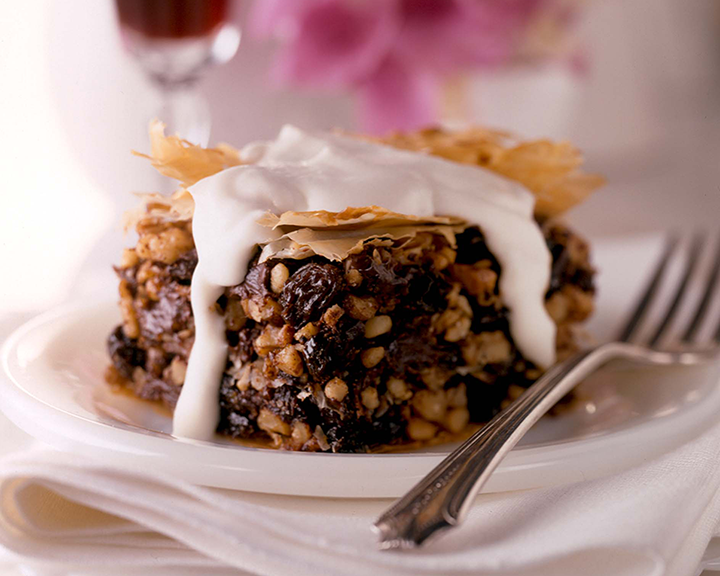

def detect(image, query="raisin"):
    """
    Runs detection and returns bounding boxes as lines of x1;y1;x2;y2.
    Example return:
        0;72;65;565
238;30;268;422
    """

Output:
387;320;459;374
573;270;595;293
369;406;404;444
167;249;197;285
222;413;255;437
454;226;499;268
463;373;510;422
145;346;168;378
324;404;406;452
468;298;509;334
402;267;449;313
140;286;192;337
107;325;146;378
132;371;181;407
301;319;364;380
113;265;137;286
219;374;261;421
547;247;569;295
229;262;271;300
266;385;306;421
280;263;344;326
545;227;595;296
345;252;409;303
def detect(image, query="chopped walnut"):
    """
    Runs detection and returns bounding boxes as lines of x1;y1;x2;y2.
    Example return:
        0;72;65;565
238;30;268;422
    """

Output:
566;233;591;267
118;278;133;300
234;364;252;391
446;383;468;408
168;356;187;385
413;390;448;422
345;268;363;287
462;331;512;367
131;366;147;386
136;226;194;265
118;280;139;339
564;285;595;322
242;297;282;323
420;367;451;391
365;315;392;338
291;421;312;447
295;322;319;341
257;409;290;436
135;260;158;284
145;277;162;301
387;377;413;402
526;368;543;380
344;294;378;321
224;298;247;331
507;384;526;401
444;407;470;433
250;360;270;391
119;248;139;269
435;284;473;342
429;246;457;271
275;345;304;377
361;346;385;368
254;324;294;356
407;418;438;441
324;378;348;402
270;263;290;294
448;283;473;315
361;387;380;410
314;426;330;451
547;285;595;324
546;290;570;323
451;263;498;305
322;304;345;327
445;316;471;342
135;216;168;236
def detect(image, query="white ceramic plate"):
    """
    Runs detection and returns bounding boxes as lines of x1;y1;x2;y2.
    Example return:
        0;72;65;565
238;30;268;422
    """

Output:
2;235;720;498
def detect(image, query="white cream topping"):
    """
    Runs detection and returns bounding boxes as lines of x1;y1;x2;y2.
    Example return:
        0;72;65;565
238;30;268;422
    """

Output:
172;125;556;440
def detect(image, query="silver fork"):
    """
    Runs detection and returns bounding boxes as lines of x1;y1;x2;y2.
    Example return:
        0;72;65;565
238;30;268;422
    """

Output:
374;233;720;549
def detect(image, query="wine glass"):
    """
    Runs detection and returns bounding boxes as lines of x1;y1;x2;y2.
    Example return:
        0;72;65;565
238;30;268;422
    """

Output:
115;0;241;146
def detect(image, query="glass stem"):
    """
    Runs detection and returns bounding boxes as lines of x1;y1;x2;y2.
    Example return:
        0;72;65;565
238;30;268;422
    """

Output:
155;80;211;147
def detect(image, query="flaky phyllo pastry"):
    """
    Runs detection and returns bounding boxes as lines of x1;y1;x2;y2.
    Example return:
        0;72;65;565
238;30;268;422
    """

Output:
108;122;601;452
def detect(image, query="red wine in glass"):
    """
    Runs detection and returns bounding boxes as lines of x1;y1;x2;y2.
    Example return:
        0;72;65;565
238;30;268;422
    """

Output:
115;0;240;145
116;0;230;39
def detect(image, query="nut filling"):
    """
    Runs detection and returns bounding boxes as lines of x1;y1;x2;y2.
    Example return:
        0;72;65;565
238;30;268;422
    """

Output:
107;220;594;453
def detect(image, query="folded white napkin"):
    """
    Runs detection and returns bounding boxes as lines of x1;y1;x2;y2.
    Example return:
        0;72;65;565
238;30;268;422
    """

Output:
2;422;720;576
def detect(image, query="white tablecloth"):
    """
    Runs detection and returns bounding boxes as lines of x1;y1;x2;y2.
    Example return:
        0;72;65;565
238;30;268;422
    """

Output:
3;278;720;576
0;408;720;575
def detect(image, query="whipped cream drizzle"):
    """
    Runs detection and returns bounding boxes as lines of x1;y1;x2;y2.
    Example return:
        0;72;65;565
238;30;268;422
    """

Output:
172;125;556;440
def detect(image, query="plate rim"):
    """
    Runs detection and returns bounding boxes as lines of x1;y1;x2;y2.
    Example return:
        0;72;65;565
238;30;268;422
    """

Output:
3;299;720;496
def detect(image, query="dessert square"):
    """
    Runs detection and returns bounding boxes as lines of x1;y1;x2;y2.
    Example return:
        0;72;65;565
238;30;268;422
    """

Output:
107;124;600;452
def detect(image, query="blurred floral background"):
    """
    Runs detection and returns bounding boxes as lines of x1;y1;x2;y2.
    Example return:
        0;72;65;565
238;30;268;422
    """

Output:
250;0;586;133
1;0;720;318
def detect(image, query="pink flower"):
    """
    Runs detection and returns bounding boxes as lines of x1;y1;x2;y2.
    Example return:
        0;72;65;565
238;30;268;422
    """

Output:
358;54;439;134
392;0;535;71
250;0;556;133
252;0;399;88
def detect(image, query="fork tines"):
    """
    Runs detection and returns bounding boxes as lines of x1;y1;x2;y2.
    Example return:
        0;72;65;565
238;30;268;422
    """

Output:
618;232;720;348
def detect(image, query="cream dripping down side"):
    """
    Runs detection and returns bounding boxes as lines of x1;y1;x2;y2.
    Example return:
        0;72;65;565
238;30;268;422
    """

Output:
172;125;556;440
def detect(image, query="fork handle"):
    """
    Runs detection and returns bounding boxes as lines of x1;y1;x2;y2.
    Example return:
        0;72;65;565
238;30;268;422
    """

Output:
374;342;637;549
